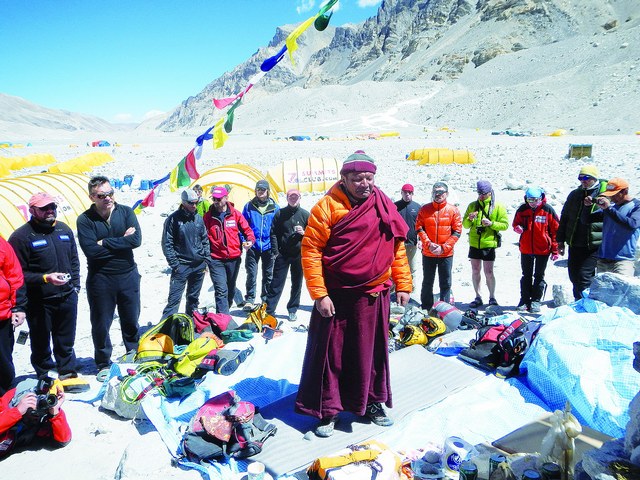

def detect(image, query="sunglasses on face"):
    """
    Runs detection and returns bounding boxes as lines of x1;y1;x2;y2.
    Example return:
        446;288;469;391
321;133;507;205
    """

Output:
93;190;115;199
578;175;594;181
526;197;541;202
186;201;198;206
36;204;57;211
433;190;447;196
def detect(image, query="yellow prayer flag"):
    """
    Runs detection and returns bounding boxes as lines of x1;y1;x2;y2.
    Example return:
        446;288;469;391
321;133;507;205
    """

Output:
286;15;316;66
213;117;228;149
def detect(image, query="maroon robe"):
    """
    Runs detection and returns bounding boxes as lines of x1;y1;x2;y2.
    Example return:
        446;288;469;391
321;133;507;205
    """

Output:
295;187;407;419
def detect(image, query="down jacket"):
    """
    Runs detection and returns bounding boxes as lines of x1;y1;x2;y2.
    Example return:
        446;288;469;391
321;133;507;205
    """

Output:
512;199;560;256
415;201;462;257
301;183;412;300
203;204;256;260
0;237;23;321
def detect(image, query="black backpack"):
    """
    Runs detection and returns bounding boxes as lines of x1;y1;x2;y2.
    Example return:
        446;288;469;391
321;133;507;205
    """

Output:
458;318;541;377
181;390;277;461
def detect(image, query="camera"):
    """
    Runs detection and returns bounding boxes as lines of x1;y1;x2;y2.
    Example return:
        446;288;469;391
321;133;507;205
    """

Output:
61;273;71;282
28;371;58;421
476;226;486;235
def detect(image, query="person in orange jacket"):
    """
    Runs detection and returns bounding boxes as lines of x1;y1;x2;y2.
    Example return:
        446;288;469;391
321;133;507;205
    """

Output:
512;186;559;313
415;182;462;311
295;151;411;438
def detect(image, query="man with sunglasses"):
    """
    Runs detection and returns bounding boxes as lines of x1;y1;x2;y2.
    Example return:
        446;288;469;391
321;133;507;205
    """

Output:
77;176;142;377
557;166;608;300
415;182;462;310
160;189;210;318
395;184;422;302
9;192;80;380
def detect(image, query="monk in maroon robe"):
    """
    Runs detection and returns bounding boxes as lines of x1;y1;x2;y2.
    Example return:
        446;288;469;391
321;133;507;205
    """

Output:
296;151;412;437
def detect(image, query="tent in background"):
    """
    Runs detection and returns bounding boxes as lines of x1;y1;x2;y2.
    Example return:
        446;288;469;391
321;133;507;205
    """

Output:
48;152;113;174
267;157;339;194
196;164;279;208
0;173;91;239
408;148;476;165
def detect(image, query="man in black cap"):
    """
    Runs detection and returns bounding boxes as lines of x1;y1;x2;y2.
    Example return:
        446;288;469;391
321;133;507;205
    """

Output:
160;189;210;318
240;180;280;310
395;183;421;301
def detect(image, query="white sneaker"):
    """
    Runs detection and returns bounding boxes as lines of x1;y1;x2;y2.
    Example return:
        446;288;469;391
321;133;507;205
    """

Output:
288;312;298;322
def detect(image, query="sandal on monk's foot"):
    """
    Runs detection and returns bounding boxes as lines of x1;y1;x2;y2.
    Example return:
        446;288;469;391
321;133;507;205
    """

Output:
314;415;338;438
469;297;483;309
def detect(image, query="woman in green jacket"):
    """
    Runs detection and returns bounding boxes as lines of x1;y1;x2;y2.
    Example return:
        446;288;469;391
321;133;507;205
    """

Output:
462;180;509;308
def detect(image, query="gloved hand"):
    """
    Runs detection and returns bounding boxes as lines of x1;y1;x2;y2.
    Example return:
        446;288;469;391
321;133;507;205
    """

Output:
551;254;559;261
428;243;443;255
514;225;524;234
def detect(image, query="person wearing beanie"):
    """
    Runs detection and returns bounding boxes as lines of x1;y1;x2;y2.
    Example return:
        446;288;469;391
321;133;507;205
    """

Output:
8;191;80;380
265;189;310;322
394;183;422;300
512;187;560;313
159;189;211;318
240;180;280;310
414;182;462;310
296;150;411;438
462;180;509;308
556;166;608;300
595;177;640;276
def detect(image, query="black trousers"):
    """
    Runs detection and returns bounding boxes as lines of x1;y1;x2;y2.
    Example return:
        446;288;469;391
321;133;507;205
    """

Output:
209;257;241;314
519;254;549;305
162;263;206;319
26;292;78;378
86;268;141;369
567;246;599;300
421;256;453;310
244;248;275;304
0;318;15;395
265;254;303;315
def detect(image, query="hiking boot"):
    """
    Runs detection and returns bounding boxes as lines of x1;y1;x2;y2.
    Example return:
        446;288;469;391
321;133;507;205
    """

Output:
469;296;483;308
516;303;529;313
365;402;394;427
314;415;338;437
243;301;256;312
530;301;541;313
288;311;298;322
488;297;499;306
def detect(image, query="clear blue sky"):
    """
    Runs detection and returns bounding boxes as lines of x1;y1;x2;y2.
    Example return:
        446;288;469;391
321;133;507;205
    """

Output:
0;0;380;123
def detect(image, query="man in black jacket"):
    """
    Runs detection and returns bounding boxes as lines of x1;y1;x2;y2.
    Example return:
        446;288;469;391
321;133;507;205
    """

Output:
161;189;210;318
394;183;421;301
76;177;142;375
556;166;608;300
9;192;80;379
265;189;309;322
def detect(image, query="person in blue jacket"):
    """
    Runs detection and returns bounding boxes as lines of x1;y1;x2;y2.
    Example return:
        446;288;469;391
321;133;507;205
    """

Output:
241;180;279;310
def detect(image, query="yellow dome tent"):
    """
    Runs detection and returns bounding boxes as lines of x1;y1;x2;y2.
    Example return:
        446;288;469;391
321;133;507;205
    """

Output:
195;164;279;208
266;157;339;194
5;153;56;171
0;173;91;239
409;149;476;165
548;129;567;137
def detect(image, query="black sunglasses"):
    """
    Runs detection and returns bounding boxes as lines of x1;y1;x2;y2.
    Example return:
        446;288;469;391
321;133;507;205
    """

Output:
93;190;115;199
36;204;57;211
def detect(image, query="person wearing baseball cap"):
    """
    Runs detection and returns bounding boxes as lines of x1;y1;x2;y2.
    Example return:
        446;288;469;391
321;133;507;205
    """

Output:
595;177;640;276
239;180;280;311
8;192;80;380
202;185;256;314
160;189;210;319
395;183;421;301
265;188;310;322
556;166;608;300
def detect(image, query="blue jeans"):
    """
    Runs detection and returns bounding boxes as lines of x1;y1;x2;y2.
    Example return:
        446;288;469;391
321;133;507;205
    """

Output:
209;257;242;314
244;248;275;304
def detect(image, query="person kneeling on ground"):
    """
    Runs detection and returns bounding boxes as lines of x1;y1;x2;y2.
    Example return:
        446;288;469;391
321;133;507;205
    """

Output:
0;379;71;457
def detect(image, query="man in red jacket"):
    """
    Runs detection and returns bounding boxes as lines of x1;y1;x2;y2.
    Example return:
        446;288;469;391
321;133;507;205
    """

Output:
415;182;462;311
512;187;560;313
203;186;255;314
0;237;25;396
0;379;71;456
